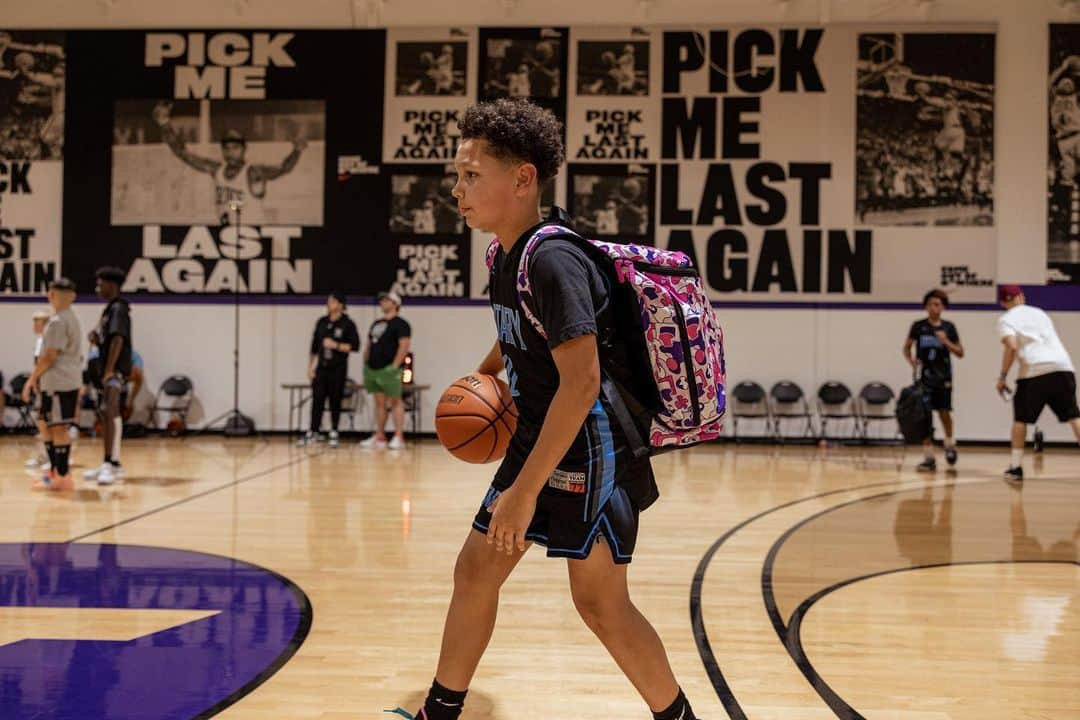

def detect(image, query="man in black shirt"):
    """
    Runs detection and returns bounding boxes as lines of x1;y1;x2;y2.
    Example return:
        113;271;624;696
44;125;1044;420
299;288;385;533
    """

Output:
903;289;964;472
360;291;411;450
398;99;699;720
299;292;359;449
83;267;132;485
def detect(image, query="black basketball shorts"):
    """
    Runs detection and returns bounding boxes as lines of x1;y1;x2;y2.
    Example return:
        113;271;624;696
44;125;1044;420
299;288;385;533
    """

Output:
40;390;78;427
1014;371;1080;424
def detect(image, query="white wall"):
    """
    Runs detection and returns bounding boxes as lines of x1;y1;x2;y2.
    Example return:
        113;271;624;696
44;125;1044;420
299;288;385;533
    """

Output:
4;300;1080;441
4;0;1080;441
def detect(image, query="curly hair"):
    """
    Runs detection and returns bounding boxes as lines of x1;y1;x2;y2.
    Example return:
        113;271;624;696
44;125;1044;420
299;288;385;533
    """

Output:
923;288;949;308
458;98;565;185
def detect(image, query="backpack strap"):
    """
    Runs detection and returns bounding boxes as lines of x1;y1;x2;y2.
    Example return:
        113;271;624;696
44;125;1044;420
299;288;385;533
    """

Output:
485;237;501;272
515;223;583;342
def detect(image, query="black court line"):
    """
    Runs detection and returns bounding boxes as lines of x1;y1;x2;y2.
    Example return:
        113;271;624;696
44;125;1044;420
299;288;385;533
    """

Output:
689;477;932;719
66;450;322;544
781;560;1080;720
761;479;1080;719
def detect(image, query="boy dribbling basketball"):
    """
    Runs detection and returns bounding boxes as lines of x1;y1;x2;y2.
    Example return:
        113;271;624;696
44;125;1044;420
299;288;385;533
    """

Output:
404;99;700;720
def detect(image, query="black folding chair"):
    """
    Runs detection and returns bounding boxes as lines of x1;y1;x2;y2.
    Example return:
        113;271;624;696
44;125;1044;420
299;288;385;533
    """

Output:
337;378;365;431
817;381;858;442
7;373;37;432
730;381;771;441
151;375;194;434
858;381;899;443
769;380;816;441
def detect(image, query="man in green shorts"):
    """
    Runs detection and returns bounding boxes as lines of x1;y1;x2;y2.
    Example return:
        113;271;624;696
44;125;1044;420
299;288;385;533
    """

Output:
360;291;411;450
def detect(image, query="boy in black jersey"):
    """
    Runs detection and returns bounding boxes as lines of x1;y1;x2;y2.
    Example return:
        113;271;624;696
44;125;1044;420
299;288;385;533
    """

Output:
402;99;699;720
83;267;132;485
903;289;964;472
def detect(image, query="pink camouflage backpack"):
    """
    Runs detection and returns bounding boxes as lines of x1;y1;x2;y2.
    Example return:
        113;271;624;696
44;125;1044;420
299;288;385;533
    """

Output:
486;214;726;456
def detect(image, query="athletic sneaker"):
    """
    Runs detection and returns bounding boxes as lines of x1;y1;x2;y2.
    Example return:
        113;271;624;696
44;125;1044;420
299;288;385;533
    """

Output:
916;458;937;473
96;464;116;485
83;462;110;480
388;435;405;450
945;446;958;466
360;435;388;450
26;455;50;470
296;431;316;447
1004;466;1024;482
328;431;340;449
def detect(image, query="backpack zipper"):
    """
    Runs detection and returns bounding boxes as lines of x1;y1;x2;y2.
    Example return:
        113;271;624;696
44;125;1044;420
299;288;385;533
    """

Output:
669;301;702;427
614;258;697;282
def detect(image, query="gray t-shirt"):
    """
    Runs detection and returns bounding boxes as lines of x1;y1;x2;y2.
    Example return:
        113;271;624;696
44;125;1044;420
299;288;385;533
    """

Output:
40;308;83;393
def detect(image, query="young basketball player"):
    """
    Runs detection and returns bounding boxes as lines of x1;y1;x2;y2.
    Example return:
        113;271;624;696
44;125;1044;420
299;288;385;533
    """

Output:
996;285;1080;481
25;308;52;471
83;267;132;486
403;98;699;720
903;289;964;472
22;278;81;491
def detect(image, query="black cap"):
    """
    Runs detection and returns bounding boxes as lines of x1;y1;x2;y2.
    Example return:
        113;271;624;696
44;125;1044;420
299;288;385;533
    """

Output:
49;277;76;293
330;291;347;307
221;130;246;147
95;266;125;285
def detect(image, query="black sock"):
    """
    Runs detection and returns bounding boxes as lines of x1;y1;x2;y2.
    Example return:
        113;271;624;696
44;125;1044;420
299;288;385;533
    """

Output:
653;689;697;720
53;445;70;477
419;679;467;720
45;441;55;467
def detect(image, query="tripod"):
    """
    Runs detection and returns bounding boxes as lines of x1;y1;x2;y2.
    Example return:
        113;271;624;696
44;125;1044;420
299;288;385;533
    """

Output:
201;200;256;436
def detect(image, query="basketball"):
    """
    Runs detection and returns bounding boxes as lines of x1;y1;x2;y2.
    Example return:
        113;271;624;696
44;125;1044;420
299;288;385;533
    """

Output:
435;374;518;464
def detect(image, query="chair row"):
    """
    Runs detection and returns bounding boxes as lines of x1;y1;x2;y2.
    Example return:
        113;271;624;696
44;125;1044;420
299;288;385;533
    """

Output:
729;380;899;442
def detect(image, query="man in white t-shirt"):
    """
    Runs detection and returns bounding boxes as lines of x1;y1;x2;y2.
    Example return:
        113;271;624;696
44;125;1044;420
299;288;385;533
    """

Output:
995;285;1080;482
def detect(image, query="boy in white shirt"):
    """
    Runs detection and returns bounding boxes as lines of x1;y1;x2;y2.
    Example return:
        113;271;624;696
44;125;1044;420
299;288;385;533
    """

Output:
996;285;1080;481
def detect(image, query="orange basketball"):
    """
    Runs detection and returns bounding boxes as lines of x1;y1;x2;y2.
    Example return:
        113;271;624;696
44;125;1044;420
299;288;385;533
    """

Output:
435;374;518;464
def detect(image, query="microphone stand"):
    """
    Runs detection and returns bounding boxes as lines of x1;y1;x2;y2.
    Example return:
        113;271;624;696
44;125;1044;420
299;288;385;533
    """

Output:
200;200;256;437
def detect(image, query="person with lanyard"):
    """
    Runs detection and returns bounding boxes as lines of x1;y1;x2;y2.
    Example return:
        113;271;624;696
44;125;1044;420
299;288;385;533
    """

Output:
996;284;1080;481
25;308;52;471
299;292;360;449
903;288;964;472
360;291;411;451
83;267;132;486
22;278;82;491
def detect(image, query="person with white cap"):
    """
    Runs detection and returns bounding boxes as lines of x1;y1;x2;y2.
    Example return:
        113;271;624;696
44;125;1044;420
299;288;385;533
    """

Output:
996;284;1080;481
360;291;411;450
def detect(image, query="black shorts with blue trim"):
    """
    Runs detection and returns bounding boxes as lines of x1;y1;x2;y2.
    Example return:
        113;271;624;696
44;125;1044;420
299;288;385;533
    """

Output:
472;482;640;564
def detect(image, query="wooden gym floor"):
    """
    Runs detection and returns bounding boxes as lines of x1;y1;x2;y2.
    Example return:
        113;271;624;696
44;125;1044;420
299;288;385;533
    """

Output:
0;435;1077;719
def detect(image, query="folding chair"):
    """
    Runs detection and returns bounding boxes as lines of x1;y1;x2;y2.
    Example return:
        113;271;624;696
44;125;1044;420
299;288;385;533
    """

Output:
769;380;816;441
7;373;37;432
730;381;771;441
338;378;366;431
151;375;194;435
858;381;899;443
817;381;858;442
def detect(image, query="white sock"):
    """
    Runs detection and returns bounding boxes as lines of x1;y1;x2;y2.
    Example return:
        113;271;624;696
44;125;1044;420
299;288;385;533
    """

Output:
1010;449;1023;468
945;436;955;449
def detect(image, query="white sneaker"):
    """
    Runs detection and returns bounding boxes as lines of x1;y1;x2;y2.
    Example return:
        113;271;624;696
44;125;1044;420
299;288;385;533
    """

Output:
388;435;405;450
328;431;339;449
26;454;47;469
359;435;387;450
296;431;315;447
97;464;116;485
83;462;109;480
69;425;80;443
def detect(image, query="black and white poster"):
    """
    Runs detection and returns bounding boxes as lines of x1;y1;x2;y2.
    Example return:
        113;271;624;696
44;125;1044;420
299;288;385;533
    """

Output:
1048;24;1080;284
386;164;468;298
389;166;463;235
479;27;568;123
111;99;325;226
61;30;387;296
0;30;64;295
567;163;654;240
651;26;995;303
383;28;476;165
567;28;659;163
855;32;995;227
